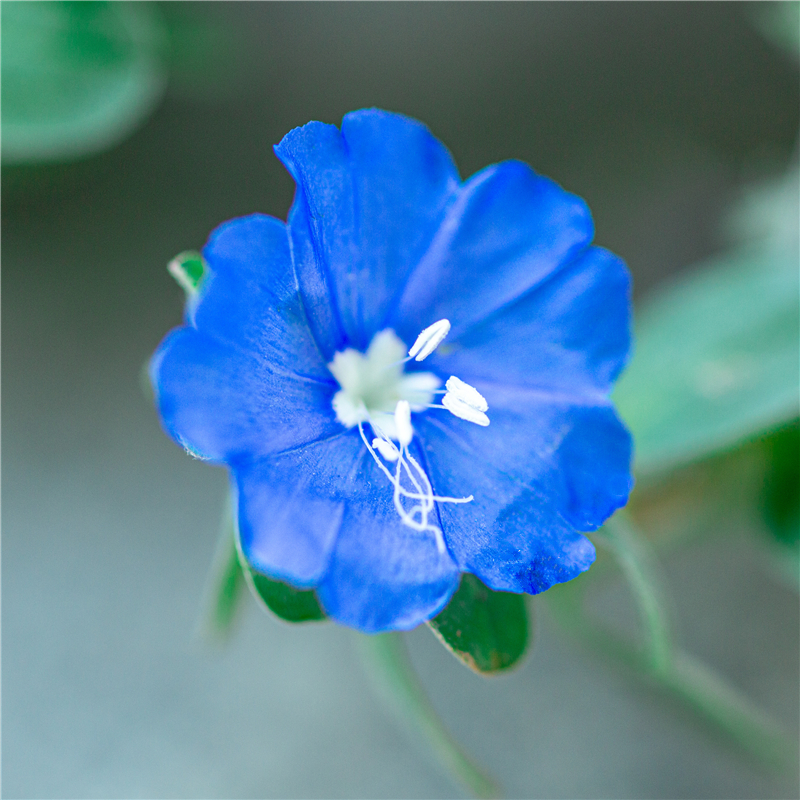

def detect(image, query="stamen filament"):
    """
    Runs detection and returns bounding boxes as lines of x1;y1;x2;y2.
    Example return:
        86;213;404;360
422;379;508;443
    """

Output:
358;423;471;505
357;418;472;555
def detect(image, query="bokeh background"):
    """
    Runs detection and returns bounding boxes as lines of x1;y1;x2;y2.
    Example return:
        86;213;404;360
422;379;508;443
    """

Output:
3;2;798;798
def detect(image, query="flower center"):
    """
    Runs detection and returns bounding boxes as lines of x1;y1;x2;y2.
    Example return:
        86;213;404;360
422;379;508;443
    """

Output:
328;320;490;554
328;329;441;440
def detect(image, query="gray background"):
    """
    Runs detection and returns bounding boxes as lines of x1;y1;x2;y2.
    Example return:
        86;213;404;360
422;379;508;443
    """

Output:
3;3;799;798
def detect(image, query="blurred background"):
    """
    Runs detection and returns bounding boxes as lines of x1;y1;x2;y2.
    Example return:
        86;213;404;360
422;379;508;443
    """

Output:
2;2;798;798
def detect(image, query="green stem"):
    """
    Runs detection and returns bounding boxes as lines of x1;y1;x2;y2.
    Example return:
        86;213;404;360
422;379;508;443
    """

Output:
356;632;502;800
664;650;797;768
547;513;798;769
597;510;673;673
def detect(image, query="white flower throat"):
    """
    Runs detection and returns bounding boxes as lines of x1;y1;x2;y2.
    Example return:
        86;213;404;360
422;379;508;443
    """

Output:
328;320;489;553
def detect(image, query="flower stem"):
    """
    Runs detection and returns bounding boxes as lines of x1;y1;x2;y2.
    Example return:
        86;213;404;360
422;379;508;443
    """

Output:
546;512;798;769
597;510;673;673
356;632;502;800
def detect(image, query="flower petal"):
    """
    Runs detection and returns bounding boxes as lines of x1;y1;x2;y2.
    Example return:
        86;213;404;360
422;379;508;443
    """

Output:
151;328;340;462
275;109;461;353
430;245;631;396
417;387;632;593
192;213;332;383
391;160;594;342
234;433;361;588
315;449;461;632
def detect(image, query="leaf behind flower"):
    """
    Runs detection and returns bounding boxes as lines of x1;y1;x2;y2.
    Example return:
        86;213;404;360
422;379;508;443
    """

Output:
428;573;529;674
615;247;799;477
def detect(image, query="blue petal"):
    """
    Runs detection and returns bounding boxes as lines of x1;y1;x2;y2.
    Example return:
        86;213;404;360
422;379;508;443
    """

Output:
548;401;635;530
430;246;631;396
151;328;340;462
274;109;461;353
193;213;332;383
234;424;460;630
233;432;360;587
315;444;460;632
391;160;595;343
416;386;632;593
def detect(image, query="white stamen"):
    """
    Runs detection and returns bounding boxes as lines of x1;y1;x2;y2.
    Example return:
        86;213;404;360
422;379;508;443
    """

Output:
442;393;490;426
359;425;471;507
358;421;471;555
394;400;413;447
408;319;451;361
372;438;400;461
329;326;483;554
445;375;488;412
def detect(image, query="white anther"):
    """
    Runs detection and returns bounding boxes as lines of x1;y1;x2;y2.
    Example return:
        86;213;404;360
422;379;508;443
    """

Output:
394;400;413;447
442;393;490;426
445;375;488;412
408;319;451;361
372;438;400;462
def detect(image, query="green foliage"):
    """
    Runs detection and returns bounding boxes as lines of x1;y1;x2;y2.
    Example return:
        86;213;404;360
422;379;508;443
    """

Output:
428;574;529;674
761;420;800;546
356;633;500;799
168;251;207;294
759;421;800;588
1;1;167;164
548;515;798;769
199;513;247;639
751;1;800;60
212;529;246;631
202;500;327;628
614;247;799;477
246;570;327;623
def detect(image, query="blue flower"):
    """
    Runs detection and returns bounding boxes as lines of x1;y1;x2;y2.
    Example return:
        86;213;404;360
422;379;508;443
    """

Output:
150;109;633;634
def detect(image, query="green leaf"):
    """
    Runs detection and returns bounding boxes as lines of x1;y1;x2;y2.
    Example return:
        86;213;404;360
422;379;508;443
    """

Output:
168;250;207;294
759;420;800;590
200;497;326;631
234;521;327;622
614;247;799;477
428;573;529;673
760;420;800;547
750;1;800;59
210;530;246;632
245;569;327;623
1;1;167;164
356;633;501;799
197;507;247;639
